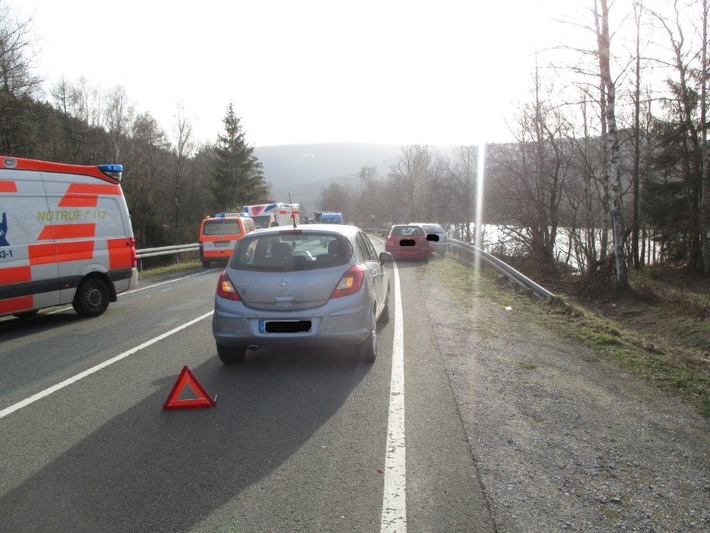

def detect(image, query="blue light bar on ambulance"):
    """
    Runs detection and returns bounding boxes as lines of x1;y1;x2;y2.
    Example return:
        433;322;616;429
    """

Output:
98;164;123;182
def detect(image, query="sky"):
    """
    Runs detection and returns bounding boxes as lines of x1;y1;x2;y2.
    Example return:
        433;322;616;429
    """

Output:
16;0;585;148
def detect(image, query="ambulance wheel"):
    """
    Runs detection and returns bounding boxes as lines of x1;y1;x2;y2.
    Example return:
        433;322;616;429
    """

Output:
216;343;247;364
73;278;110;317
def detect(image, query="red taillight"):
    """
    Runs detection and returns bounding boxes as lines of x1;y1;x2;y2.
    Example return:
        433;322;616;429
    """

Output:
216;270;241;301
331;265;365;298
129;238;137;268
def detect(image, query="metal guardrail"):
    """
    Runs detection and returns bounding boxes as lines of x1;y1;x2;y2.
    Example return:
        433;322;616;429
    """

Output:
447;238;555;299
135;243;200;271
133;234;555;299
136;243;199;259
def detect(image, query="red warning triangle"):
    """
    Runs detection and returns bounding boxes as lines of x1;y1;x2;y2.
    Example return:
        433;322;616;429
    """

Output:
162;366;216;410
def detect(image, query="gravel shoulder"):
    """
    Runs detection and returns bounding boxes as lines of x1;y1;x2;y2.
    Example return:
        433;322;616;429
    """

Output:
417;260;710;533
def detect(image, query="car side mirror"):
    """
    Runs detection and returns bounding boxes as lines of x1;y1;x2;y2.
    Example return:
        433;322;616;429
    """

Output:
379;251;394;264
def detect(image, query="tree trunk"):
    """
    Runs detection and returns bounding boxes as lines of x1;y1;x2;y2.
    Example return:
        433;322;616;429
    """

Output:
598;0;628;288
702;0;710;273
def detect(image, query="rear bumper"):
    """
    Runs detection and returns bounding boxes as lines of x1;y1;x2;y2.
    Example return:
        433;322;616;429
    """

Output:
203;249;232;259
213;297;371;349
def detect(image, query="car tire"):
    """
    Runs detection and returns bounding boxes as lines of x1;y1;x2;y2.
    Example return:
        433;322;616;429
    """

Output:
202;260;211;268
72;278;110;317
217;343;247;364
357;308;377;363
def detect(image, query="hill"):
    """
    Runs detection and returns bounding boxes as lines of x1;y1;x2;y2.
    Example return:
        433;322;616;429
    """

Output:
254;143;403;203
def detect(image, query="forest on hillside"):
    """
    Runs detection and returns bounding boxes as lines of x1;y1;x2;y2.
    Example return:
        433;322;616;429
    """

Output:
1;0;709;288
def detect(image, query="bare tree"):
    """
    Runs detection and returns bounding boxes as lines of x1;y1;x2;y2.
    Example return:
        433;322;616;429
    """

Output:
318;181;352;221
123;112;170;246
171;105;196;243
439;146;478;241
631;0;644;268
0;1;41;154
701;0;710;273
0;1;40;97
488;63;572;277
388;145;438;222
103;85;135;162
355;165;389;227
567;92;607;273
596;0;629;288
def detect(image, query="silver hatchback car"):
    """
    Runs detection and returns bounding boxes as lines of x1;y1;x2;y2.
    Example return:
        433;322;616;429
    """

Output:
409;223;448;257
212;224;393;364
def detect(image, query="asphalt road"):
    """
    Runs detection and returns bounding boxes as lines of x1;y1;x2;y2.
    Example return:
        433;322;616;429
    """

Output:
0;258;493;532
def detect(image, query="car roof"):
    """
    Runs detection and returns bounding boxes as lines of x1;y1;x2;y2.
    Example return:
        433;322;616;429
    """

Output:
410;222;445;231
409;222;443;229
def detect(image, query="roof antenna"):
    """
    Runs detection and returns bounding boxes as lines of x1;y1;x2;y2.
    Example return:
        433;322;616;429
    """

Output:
289;193;297;229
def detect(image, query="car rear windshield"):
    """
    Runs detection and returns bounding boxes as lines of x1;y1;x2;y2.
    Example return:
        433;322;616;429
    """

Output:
391;226;424;236
202;219;241;236
229;232;352;271
421;224;444;233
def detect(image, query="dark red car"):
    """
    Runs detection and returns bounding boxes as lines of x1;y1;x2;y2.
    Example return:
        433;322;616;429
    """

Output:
385;224;433;260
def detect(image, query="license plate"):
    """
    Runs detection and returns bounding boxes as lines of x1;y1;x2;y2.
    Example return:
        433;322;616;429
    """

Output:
259;320;312;333
214;241;230;248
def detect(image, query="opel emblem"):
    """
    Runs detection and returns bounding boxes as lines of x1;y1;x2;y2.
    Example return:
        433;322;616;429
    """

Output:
278;278;291;289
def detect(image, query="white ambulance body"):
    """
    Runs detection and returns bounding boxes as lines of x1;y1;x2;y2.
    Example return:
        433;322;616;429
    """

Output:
241;202;300;228
0;156;138;318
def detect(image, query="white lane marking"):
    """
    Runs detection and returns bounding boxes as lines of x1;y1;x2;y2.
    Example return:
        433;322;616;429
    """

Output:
42;271;213;315
0;311;214;420
381;262;406;532
127;270;212;295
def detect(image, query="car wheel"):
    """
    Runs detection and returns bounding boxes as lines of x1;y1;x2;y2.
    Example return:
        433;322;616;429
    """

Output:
216;343;247;364
357;308;377;363
202;260;211;268
72;278;110;317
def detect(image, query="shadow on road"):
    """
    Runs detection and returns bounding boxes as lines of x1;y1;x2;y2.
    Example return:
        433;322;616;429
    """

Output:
1;348;372;531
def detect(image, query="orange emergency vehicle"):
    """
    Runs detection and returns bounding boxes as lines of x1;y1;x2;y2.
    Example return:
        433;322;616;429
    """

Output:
198;213;255;267
0;157;138;318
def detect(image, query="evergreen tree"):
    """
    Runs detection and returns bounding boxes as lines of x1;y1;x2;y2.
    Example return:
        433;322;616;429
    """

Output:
210;103;269;211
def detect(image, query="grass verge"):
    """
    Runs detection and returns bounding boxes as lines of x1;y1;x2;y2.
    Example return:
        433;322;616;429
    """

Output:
422;256;710;417
138;260;202;279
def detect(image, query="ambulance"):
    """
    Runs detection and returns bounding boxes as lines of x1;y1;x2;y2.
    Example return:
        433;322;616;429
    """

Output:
241;202;300;228
0;156;138;318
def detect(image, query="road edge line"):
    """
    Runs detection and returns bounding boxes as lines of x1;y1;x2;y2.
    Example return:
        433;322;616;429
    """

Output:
381;262;406;532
